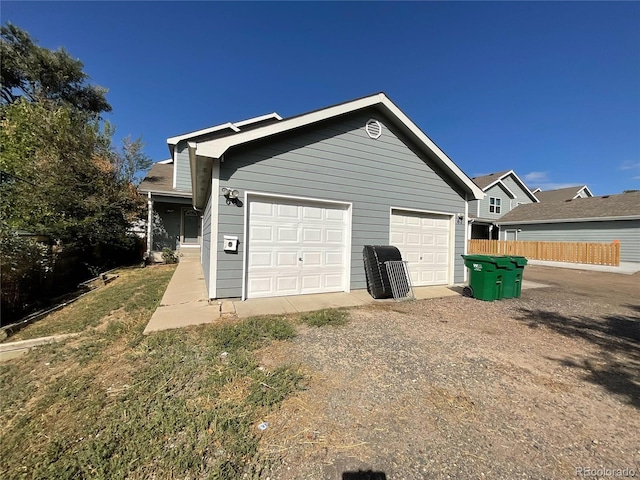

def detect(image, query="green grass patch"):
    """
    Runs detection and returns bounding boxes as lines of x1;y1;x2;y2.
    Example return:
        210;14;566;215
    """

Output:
299;308;350;327
5;265;176;342
0;267;304;480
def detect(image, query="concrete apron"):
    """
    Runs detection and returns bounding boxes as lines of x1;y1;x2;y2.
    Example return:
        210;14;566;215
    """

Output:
143;256;551;331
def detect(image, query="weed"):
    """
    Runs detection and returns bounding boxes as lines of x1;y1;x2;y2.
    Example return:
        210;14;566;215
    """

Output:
299;308;350;327
0;275;303;480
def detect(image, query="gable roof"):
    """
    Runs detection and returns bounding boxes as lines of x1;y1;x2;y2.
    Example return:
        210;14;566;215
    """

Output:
471;170;539;202
138;161;190;198
166;113;283;157
182;92;485;209
471;170;512;189
497;191;640;225
535;185;593;202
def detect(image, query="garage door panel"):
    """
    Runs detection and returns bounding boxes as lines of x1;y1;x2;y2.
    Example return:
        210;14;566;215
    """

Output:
248;197;348;298
249;251;273;267
277;226;298;242
390;210;451;287
326;209;345;221
326;229;345;243
248;277;272;295
277;204;299;218
276;251;298;267
276;276;299;293
251;202;274;217
302;227;322;242
250;225;273;242
302;206;323;220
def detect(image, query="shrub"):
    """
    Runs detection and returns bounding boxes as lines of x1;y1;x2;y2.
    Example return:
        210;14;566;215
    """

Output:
161;248;178;264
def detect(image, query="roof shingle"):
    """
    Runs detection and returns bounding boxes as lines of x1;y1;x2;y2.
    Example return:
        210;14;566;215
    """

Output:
497;191;640;224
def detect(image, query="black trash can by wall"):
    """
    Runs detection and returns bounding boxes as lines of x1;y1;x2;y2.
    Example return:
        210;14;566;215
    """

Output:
363;245;403;299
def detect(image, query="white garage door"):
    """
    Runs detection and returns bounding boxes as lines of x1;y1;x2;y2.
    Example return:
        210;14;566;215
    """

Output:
390;210;451;286
247;196;349;298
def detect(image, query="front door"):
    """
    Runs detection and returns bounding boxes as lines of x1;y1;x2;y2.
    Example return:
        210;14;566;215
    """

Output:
181;208;200;245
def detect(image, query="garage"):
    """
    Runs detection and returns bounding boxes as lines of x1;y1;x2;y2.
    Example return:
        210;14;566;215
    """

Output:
246;195;350;298
390;209;452;286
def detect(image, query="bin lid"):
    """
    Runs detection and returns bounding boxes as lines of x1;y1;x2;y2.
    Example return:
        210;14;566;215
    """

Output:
508;256;528;266
462;254;513;268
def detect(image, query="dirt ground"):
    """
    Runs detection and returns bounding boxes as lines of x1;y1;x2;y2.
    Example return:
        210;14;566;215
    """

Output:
256;266;640;479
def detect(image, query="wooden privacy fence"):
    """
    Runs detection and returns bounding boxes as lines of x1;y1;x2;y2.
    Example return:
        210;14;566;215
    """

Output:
468;240;621;266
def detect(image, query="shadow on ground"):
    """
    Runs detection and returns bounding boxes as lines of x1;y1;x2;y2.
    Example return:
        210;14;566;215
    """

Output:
515;306;640;409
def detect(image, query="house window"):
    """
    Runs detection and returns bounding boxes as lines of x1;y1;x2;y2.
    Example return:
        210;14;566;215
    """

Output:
489;197;501;214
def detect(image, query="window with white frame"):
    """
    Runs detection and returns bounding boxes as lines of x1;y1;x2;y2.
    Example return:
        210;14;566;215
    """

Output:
489;197;501;214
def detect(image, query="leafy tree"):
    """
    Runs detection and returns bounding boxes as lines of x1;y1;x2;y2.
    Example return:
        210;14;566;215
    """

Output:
0;23;151;322
1;22;111;115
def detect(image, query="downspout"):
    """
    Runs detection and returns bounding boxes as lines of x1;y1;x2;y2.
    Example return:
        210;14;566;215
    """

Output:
146;192;153;257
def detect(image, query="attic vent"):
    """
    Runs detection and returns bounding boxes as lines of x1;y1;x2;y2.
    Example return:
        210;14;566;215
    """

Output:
365;119;382;139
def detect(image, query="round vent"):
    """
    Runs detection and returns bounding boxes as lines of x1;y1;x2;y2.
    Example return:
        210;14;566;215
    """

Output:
365;119;382;139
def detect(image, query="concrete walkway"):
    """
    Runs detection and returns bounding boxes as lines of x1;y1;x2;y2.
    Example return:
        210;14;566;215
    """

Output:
143;256;219;334
528;260;640;275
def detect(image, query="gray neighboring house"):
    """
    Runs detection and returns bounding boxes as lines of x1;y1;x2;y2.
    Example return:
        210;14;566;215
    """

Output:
533;185;593;202
496;191;640;262
469;170;539;240
178;92;485;300
138;160;201;259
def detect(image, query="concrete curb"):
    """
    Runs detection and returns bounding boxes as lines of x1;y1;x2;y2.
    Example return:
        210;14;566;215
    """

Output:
0;333;80;362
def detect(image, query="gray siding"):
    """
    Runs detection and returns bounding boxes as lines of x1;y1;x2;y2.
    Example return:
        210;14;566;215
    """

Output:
201;195;212;295
175;142;192;192
514;220;640;263
469;199;479;218
480;184;512;220
151;197;192;250
501;175;534;207
214;109;467;298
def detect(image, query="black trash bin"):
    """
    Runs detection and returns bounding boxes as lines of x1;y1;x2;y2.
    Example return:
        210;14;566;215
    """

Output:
363;245;403;299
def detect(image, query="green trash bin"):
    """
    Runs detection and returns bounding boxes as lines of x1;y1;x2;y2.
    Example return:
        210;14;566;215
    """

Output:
461;255;513;301
503;256;528;298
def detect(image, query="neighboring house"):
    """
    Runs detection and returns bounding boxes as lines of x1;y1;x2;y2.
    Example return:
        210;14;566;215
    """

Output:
178;92;484;300
496;191;640;262
469;170;539;240
534;185;593;202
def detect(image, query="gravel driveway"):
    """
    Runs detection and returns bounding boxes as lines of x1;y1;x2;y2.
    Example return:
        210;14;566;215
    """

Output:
256;266;640;479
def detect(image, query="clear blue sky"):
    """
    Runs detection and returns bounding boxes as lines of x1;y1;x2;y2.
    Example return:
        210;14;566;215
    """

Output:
4;1;640;195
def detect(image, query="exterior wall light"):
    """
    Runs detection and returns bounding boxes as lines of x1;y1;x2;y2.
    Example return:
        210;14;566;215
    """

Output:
221;187;241;205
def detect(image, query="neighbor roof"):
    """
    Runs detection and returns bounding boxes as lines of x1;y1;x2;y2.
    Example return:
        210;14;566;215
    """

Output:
138;162;190;198
535;185;593;202
471;170;539;202
471;170;512;189
497;191;640;225
183;92;485;209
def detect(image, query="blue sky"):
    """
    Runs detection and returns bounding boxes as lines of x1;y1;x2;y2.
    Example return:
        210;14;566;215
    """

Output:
4;1;639;195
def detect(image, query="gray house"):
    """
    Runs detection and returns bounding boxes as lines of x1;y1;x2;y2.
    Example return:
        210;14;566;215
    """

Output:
496;191;640;262
469;170;539;240
177;93;484;300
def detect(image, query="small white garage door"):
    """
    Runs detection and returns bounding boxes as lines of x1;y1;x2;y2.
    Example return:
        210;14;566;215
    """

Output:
247;196;349;298
390;210;451;286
